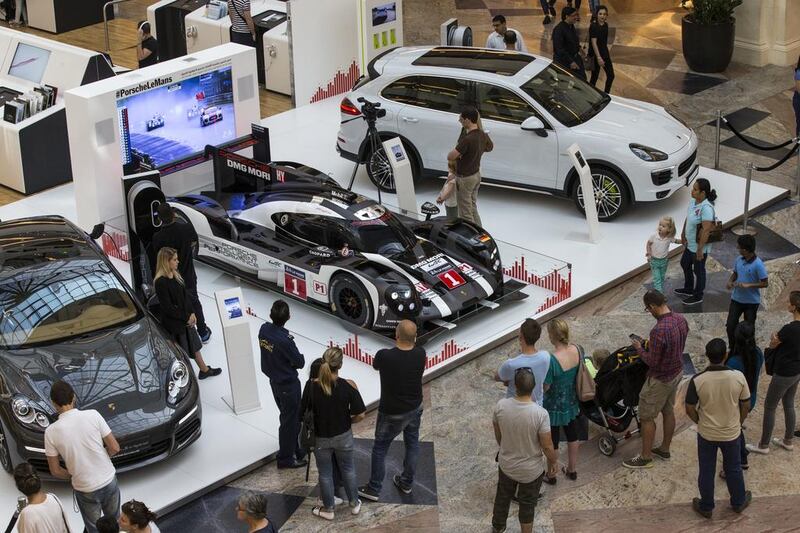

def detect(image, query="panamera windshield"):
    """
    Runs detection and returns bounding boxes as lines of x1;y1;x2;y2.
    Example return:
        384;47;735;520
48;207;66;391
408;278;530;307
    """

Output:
0;259;140;349
520;63;610;127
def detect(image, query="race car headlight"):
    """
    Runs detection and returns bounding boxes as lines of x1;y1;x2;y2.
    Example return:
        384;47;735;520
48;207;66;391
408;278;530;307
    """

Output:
12;396;50;429
384;285;420;317
168;360;190;403
630;144;668;162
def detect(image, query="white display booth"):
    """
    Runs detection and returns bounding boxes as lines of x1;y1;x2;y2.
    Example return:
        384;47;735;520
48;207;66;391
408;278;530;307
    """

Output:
0;27;115;194
64;43;261;232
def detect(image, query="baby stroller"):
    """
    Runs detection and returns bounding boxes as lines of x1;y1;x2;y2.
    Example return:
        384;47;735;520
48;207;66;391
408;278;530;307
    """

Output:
580;345;649;457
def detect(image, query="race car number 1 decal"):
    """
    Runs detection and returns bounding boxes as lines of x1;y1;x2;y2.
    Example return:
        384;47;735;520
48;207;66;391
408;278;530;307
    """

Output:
437;269;465;289
284;265;307;300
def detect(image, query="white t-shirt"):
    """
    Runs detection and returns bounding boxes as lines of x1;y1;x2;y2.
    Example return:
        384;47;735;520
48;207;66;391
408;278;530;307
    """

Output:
148;522;161;533
648;233;672;259
44;409;116;493
17;494;70;533
493;397;551;483
485;29;526;52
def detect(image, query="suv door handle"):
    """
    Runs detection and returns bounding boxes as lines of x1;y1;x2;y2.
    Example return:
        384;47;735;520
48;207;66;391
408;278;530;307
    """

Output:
401;116;419;123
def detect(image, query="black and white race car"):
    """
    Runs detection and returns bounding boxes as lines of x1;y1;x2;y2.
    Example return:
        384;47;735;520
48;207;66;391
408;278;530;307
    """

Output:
167;162;524;335
146;114;165;131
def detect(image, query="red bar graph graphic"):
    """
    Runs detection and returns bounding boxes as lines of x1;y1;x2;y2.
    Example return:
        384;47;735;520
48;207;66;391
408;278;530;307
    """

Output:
101;229;130;262
330;335;375;366
424;338;469;369
310;61;361;104
503;255;572;313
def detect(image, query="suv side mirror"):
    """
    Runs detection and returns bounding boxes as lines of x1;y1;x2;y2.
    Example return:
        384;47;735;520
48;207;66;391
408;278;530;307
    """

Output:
521;116;547;137
420;201;441;221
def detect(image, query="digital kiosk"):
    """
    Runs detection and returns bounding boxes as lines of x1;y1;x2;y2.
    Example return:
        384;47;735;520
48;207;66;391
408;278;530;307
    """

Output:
27;0;111;34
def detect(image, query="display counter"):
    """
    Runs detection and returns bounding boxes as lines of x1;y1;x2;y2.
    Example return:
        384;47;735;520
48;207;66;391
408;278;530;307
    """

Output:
27;0;112;34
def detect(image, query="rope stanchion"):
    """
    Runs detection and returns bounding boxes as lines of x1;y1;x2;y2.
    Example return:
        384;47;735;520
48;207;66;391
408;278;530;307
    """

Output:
714;109;722;169
753;140;800;173
732;162;757;236
723;116;796;151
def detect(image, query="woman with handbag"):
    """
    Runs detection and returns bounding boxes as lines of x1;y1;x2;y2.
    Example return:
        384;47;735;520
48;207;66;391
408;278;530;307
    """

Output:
154;247;221;379
676;178;718;306
588;5;614;93
747;291;800;455
542;319;581;484
301;347;366;520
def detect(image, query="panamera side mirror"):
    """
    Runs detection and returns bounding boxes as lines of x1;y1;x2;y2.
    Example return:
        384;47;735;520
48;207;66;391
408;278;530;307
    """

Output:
420;201;440;221
521;116;547;137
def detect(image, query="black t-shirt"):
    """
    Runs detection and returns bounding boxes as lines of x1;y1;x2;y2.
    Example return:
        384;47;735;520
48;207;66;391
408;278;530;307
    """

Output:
301;378;365;438
139;36;159;68
768;320;800;376
589;22;609;59
252;520;277;533
373;346;426;414
151;220;199;286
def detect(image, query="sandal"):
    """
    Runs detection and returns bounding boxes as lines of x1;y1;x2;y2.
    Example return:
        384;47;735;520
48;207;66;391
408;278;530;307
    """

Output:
562;466;577;480
312;506;334;521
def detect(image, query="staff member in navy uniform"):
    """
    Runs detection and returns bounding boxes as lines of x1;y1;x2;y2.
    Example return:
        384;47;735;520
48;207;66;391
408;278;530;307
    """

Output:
259;299;307;469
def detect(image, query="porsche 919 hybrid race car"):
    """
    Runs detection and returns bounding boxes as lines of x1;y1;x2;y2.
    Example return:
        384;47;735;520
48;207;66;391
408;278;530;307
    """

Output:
168;164;524;334
146;114;165;131
200;106;223;127
0;216;202;477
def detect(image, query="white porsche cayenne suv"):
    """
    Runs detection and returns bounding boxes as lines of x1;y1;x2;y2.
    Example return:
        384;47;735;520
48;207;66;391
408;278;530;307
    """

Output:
336;47;699;221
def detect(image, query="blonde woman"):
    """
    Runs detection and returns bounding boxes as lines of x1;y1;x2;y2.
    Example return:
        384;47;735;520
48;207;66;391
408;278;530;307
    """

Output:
542;319;581;484
153;247;221;379
300;347;366;520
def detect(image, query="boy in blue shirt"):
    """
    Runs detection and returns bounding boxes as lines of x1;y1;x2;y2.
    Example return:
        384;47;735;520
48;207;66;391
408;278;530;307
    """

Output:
725;234;769;354
495;318;551;404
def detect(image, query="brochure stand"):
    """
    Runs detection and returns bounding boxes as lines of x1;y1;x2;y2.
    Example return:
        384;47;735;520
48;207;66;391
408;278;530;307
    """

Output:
382;137;417;217
215;287;261;415
566;143;601;243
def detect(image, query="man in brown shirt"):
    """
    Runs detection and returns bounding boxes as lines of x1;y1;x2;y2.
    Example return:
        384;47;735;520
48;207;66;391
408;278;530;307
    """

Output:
447;106;493;227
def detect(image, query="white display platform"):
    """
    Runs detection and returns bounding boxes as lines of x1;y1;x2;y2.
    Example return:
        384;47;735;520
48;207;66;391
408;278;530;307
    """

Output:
0;96;788;527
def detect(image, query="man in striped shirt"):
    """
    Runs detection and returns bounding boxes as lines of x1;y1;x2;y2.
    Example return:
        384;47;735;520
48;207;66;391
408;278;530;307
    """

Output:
228;0;255;47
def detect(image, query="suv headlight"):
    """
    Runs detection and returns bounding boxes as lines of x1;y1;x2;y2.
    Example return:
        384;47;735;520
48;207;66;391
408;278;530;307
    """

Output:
167;360;190;404
630;144;668;162
12;396;50;429
384;285;421;317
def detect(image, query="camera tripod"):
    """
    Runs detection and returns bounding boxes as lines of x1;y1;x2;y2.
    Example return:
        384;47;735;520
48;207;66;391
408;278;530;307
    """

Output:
346;98;389;203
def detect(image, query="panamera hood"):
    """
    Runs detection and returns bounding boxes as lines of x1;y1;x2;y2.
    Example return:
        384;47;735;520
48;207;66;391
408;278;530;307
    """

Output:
0;318;178;434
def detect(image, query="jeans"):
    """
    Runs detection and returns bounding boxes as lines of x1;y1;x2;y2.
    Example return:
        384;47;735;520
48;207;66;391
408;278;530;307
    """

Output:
725;299;759;354
75;477;121;533
680;248;707;298
186;283;208;336
367;405;423;492
793;91;800;137
588;0;600;15
649;257;668;293
270;379;304;466
696;434;746;512
758;373;800;446
315;430;359;510
492;468;544;531
539;0;555;14
589;56;615;93
456;172;482;227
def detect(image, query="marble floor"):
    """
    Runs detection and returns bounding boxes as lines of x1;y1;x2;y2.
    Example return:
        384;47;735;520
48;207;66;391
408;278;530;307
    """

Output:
4;0;800;531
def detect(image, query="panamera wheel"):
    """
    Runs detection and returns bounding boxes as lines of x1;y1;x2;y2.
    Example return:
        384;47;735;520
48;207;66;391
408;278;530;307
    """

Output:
572;169;629;221
330;274;374;329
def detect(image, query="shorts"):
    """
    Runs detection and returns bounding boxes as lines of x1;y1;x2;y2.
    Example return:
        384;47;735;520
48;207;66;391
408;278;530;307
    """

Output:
638;374;681;422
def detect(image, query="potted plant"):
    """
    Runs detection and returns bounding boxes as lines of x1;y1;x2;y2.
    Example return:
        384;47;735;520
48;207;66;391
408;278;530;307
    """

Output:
680;0;742;73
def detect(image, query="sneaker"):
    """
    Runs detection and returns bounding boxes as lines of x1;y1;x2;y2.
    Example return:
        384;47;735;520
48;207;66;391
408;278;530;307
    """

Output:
543;15;552;24
622;455;653;469
692;498;712;519
745;443;769;455
311;506;334;520
651;448;671;460
315;496;344;507
543;475;557;485
682;295;703;305
350;499;362;515
358;485;380;502
199;329;212;343
794;429;800;438
492;527;507;533
198;367;222;379
772;437;794;451
393;474;412;495
674;287;693;296
732;490;752;513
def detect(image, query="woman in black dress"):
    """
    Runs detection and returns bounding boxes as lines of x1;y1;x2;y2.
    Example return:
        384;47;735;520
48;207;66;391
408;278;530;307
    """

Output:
589;5;614;93
154;247;221;379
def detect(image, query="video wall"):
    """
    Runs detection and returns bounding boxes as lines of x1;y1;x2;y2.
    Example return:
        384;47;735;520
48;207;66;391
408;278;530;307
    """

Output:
117;66;236;172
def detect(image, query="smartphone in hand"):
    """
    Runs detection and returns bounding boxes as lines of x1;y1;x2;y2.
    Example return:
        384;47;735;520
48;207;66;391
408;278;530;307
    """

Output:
629;334;644;344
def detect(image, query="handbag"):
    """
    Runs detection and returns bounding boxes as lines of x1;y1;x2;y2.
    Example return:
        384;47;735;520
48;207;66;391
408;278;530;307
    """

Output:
696;206;723;244
299;382;316;482
575;345;596;401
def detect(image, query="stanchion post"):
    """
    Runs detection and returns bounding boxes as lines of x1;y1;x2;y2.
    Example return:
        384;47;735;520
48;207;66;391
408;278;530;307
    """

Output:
732;162;758;236
795;139;800;201
714;109;722;170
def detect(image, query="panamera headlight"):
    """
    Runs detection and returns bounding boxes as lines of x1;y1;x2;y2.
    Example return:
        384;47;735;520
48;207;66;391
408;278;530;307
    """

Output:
12;396;50;428
168;360;190;401
629;144;668;162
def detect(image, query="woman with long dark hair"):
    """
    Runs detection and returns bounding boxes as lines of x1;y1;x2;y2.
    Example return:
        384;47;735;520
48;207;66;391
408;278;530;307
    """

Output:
119;500;159;533
725;322;763;475
676;178;718;305
588;5;614;93
793;55;800;136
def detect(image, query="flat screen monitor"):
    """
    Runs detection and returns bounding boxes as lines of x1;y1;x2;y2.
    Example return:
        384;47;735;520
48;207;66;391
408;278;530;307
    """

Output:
371;1;396;26
117;66;236;169
8;43;51;84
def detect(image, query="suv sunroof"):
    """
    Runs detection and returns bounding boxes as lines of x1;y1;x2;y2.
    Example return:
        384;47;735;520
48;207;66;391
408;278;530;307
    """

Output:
411;48;534;76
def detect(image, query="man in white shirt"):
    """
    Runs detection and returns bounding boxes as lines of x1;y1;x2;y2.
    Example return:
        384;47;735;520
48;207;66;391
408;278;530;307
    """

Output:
45;381;121;533
485;15;526;52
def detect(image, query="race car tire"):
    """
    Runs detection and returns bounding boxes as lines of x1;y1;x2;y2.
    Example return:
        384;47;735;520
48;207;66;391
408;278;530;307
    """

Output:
329;274;374;329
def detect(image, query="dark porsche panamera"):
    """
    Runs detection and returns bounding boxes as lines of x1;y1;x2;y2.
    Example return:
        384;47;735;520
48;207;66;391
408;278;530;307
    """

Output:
0;216;202;478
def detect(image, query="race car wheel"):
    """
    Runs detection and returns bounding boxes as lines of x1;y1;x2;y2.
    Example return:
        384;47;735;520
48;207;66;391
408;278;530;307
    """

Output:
0;422;13;473
330;274;374;329
365;139;418;193
571;167;630;222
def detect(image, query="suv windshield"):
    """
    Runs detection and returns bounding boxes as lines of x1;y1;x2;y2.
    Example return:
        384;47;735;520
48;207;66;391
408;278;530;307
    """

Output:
520;64;610;127
350;215;417;256
0;259;140;349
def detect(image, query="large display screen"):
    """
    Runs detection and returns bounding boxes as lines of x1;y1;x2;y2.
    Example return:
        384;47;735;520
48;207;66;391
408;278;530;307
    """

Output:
8;43;51;84
371;1;396;26
117;66;236;169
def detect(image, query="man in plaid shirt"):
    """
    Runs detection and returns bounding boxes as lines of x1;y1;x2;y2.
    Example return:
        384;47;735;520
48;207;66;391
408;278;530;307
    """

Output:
624;290;689;469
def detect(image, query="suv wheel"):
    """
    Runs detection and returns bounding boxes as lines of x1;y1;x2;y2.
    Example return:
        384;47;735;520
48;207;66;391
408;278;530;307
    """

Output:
571;168;629;221
365;140;417;193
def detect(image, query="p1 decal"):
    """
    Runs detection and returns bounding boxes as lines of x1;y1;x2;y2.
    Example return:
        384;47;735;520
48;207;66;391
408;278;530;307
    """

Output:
313;280;328;296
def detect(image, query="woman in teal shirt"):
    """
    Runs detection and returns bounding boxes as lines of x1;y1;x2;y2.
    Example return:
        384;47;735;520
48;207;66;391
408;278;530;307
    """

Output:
726;322;763;475
676;178;718;305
